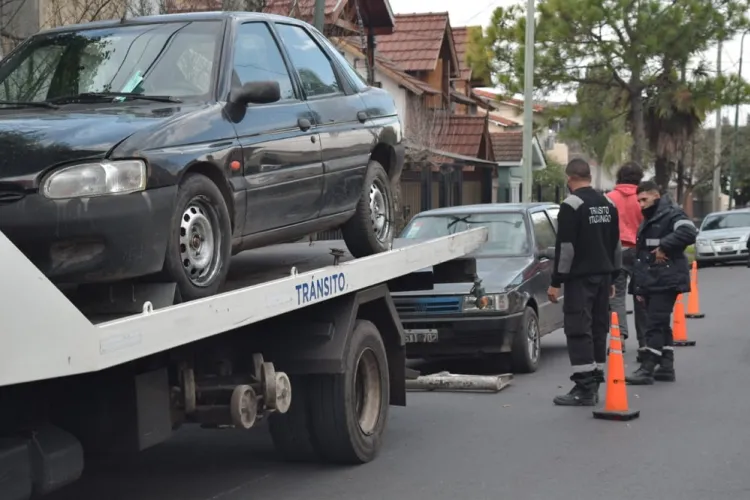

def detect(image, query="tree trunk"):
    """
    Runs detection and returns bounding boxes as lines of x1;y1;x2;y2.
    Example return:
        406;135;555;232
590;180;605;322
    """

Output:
676;158;685;203
683;185;695;218
629;91;646;165
654;156;670;192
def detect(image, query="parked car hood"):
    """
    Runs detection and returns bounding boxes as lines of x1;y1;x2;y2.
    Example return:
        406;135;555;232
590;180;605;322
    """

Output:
393;238;533;296
698;227;750;240
0;104;195;186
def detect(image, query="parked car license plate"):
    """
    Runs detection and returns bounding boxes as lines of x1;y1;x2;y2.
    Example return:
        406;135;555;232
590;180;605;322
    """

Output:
722;245;734;252
404;329;439;343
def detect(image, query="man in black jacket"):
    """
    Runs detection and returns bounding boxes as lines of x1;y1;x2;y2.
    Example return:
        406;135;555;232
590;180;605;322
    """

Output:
548;158;622;406
626;181;697;385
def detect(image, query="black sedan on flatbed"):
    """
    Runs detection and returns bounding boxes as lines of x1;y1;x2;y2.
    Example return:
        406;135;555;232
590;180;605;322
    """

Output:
392;203;564;373
0;11;403;303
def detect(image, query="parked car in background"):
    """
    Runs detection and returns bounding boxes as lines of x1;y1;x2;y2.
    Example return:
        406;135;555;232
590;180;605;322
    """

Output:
0;12;403;302
391;203;564;373
694;208;750;267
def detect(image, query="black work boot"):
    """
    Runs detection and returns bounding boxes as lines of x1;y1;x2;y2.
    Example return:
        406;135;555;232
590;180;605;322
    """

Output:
654;349;676;382
635;348;646;364
553;371;598;406
625;351;657;385
593;367;605;399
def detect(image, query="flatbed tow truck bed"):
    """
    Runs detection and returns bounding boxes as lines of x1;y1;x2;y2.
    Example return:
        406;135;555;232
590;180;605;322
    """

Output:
0;227;487;500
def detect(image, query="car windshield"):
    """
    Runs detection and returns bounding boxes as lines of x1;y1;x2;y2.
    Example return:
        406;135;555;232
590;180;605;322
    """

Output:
400;212;530;255
701;212;750;231
0;20;222;103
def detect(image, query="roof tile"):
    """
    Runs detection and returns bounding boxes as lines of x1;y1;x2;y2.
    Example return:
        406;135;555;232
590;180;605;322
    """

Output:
431;114;488;159
488;113;521;127
376;12;448;72
491;132;523;163
452;26;479;81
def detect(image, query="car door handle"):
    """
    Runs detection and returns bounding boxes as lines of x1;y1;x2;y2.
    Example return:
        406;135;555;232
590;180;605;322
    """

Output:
298;118;312;131
357;111;368;123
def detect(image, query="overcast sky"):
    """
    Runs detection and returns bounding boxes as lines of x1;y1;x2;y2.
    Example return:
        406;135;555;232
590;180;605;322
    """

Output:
388;0;750;127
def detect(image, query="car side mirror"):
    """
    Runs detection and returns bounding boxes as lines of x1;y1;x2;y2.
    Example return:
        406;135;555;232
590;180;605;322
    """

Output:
537;246;556;261
229;81;281;106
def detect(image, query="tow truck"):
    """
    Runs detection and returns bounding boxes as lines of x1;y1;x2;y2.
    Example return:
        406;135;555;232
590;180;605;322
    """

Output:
0;226;487;499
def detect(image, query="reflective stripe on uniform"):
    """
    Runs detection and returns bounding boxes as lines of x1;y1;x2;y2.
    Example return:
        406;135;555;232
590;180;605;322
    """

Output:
571;363;597;373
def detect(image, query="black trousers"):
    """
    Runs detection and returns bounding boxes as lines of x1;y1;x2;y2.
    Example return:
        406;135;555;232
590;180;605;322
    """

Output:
563;274;611;370
642;292;678;355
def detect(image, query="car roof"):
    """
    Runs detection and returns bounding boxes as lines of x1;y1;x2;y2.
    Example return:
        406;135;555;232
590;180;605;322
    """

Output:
38;11;304;35
412;203;559;218
703;208;750;218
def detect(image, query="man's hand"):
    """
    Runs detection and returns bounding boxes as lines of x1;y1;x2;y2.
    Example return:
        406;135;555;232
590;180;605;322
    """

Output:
547;286;560;303
652;247;668;263
610;285;616;298
635;295;644;303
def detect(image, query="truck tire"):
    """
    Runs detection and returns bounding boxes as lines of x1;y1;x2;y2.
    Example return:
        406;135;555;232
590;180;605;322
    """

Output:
341;160;395;258
162;173;232;302
307;319;390;464
268;375;318;462
510;307;541;374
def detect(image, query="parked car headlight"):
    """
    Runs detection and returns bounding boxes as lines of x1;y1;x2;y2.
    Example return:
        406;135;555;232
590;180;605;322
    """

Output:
42;160;147;199
696;238;708;246
462;293;509;312
741;233;750;243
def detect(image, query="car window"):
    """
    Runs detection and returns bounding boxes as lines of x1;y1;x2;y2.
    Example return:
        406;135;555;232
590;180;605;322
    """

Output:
314;34;368;92
700;212;750;231
400;212;530;256
275;23;341;98
234;22;296;101
545;207;559;231
531;211;557;250
0;21;222;102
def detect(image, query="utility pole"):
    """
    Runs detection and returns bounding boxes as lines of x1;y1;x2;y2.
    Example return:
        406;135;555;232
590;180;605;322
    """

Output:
729;31;748;211
713;40;723;213
313;0;325;31
521;0;535;202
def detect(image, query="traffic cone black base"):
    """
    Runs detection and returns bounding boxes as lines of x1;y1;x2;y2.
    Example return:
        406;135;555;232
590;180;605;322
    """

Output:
593;408;640;421
673;339;696;347
685;313;704;319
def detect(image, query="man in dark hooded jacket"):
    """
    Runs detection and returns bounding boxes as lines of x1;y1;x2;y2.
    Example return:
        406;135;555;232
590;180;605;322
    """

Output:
626;181;697;385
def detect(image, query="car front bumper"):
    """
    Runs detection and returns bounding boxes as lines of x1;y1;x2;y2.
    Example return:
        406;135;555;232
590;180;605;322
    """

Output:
400;311;525;358
695;241;749;264
0;186;177;284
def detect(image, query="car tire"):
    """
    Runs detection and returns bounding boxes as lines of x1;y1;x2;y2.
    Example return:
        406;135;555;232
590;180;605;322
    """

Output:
510;307;541;374
268;375;319;463
162;173;232;302
341;160;395;258
306;320;390;464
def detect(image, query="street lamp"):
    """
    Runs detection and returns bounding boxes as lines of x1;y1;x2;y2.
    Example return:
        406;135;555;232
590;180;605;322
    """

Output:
728;30;749;210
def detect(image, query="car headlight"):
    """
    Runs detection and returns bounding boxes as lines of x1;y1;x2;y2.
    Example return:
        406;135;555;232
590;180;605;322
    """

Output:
696;238;708;246
42;160;147;200
741;234;750;243
462;293;509;312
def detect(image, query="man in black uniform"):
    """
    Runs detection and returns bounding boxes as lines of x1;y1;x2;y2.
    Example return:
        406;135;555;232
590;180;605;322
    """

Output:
548;158;622;406
626;181;697;385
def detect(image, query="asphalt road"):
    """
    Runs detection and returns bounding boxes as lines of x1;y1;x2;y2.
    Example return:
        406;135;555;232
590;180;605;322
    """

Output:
49;263;750;500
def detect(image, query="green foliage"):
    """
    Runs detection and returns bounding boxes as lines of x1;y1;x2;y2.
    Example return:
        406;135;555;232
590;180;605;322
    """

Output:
533;160;566;201
482;0;750;170
465;26;493;86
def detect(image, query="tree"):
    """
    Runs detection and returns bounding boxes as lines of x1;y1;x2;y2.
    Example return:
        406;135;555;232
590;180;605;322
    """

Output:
557;67;633;174
484;0;750;169
465;25;493;86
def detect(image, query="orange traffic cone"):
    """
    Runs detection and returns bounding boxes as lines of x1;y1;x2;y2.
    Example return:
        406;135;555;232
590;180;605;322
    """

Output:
686;261;705;319
593;312;640;421
672;293;696;346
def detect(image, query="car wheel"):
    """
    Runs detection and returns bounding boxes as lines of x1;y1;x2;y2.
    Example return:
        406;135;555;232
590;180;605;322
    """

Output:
163;173;232;302
341;160;394;258
510;307;541;374
306;320;389;464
